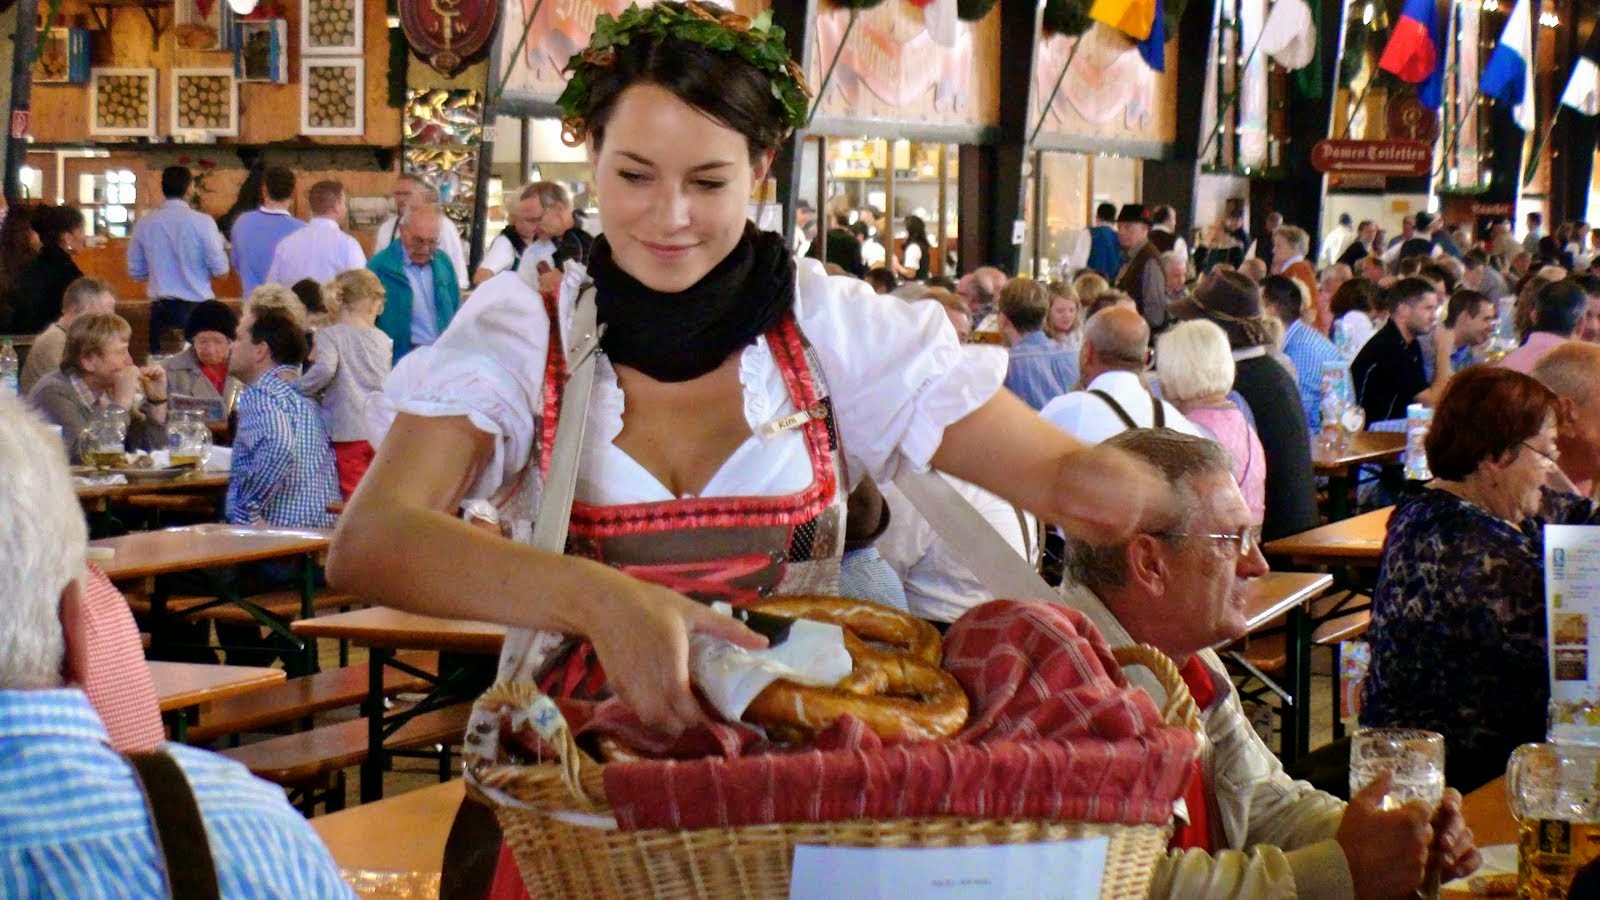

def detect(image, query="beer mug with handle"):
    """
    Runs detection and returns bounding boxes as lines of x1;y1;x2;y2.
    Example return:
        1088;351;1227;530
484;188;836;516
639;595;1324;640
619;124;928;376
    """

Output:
1508;742;1600;899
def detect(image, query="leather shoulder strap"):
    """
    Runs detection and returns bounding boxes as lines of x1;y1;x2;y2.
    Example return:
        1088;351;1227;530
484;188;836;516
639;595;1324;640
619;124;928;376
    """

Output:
124;750;222;900
1088;389;1139;430
1151;394;1165;428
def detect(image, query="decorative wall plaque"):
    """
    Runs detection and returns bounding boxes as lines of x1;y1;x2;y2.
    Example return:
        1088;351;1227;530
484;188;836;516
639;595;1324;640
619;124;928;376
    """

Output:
399;0;502;77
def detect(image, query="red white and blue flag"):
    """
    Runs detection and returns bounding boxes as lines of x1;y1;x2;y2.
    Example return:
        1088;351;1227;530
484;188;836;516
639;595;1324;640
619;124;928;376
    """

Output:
1378;0;1445;109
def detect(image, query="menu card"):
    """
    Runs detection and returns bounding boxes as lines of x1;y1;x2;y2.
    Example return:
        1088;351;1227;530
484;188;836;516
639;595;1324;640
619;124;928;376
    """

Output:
1544;525;1600;745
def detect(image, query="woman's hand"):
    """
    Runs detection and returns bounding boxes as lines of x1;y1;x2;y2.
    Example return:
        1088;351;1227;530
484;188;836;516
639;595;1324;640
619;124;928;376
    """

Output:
582;577;768;736
1052;443;1174;544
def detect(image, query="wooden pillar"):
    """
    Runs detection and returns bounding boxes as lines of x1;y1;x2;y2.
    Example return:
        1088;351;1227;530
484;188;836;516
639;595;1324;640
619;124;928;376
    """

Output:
3;0;40;205
983;0;1043;274
769;0;817;248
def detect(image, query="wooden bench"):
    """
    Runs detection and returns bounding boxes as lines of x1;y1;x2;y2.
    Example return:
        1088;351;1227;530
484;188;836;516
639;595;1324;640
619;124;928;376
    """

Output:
186;653;437;744
1227;594;1372;749
130;590;361;625
221;703;473;813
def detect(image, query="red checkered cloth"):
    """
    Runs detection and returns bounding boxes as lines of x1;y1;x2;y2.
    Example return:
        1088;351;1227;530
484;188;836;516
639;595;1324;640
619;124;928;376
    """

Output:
79;565;164;752
537;600;1198;831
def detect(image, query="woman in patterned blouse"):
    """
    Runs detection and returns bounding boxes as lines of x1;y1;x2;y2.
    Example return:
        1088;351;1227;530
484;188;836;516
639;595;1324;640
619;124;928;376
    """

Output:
1361;366;1598;793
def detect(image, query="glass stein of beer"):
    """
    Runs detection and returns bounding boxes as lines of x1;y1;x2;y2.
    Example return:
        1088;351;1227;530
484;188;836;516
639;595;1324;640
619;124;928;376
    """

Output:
79;405;128;471
1508;742;1600;898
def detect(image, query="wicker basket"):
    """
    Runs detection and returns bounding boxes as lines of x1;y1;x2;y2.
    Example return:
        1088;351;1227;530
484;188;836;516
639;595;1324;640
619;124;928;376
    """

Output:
467;644;1200;899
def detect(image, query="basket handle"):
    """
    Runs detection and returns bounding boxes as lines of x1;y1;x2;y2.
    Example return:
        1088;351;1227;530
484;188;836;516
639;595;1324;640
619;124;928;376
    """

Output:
1111;644;1201;734
468;683;609;808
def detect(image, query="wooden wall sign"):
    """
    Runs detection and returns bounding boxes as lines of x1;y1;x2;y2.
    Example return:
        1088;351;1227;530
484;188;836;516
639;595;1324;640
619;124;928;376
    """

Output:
399;0;501;77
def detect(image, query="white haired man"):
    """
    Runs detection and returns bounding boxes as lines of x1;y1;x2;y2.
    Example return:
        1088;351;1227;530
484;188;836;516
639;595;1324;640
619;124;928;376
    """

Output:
1065;428;1481;897
376;172;469;289
0;394;354;896
369;202;463;363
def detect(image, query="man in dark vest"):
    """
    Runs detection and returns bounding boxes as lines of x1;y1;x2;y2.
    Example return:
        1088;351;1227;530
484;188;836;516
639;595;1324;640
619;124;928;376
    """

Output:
1114;203;1168;331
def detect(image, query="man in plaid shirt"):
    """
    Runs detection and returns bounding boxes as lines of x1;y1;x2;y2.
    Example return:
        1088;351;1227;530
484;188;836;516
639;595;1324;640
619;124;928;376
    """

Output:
1063;429;1482;898
226;307;339;531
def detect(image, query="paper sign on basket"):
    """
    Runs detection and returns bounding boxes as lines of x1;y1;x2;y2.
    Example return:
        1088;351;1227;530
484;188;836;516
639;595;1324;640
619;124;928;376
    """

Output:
1545;525;1600;746
788;838;1109;900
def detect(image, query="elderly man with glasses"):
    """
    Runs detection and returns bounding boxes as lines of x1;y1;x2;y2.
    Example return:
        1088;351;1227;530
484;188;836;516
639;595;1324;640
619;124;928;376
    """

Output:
369;202;462;364
1066;428;1481;899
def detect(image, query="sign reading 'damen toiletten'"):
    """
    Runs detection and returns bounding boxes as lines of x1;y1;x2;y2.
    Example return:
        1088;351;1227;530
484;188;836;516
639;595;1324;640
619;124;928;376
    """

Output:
1310;139;1434;177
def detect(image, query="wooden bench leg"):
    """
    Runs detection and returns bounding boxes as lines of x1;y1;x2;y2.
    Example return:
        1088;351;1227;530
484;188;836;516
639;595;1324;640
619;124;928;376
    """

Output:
360;648;390;803
1330;644;1347;741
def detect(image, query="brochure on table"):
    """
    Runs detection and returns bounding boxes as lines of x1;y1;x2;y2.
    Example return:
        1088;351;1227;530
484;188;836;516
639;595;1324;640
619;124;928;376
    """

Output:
1545;525;1600;745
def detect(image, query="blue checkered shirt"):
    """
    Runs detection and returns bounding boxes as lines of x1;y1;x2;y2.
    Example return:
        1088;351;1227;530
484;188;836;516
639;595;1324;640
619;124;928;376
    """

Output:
0;689;355;899
1283;320;1347;432
228;365;340;529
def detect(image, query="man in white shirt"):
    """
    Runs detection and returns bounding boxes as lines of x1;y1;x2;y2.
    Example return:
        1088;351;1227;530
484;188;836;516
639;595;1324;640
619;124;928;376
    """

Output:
264;180;367;288
472;184;555;284
1318;213;1354;268
375;173;469;289
1040;306;1203;444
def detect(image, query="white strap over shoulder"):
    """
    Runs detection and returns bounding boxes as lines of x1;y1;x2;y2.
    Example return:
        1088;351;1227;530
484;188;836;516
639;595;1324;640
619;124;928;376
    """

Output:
890;461;1170;708
496;285;604;684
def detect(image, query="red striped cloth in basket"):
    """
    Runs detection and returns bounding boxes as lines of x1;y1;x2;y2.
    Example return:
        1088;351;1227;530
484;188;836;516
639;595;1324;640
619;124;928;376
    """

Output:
540;600;1197;832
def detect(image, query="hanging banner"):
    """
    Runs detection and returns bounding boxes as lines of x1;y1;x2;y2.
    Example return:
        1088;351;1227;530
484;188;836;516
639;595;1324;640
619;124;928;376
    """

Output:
400;0;502;77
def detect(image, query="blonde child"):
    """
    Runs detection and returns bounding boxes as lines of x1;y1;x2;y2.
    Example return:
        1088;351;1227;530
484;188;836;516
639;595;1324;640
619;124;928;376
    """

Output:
295;270;392;497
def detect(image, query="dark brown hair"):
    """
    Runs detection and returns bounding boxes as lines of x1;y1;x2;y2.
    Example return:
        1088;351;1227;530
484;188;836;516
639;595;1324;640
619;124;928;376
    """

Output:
579;1;789;161
1425;367;1558;481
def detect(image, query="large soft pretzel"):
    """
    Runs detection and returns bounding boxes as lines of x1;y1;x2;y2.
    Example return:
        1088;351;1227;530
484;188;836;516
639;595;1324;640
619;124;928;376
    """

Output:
740;596;969;744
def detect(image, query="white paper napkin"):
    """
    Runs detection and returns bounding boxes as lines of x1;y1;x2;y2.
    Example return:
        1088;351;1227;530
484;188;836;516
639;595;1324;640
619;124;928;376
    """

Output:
690;602;852;722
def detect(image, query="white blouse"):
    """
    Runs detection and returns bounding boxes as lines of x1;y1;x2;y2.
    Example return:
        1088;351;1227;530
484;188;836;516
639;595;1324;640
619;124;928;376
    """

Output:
372;255;1003;507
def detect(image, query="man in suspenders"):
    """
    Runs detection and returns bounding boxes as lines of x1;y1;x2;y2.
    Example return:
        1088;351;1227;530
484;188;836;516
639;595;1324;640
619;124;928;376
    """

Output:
1040;307;1205;445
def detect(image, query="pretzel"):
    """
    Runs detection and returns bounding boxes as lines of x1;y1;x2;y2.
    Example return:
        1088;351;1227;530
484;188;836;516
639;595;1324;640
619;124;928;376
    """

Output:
739;596;969;744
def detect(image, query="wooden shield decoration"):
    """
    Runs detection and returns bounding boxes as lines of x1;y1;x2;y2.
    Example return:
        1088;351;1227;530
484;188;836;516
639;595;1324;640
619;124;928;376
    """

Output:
400;0;501;77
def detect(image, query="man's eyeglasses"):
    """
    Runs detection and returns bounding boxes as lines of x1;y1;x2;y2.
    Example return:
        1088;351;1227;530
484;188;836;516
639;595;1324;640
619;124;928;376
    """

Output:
1153;526;1263;558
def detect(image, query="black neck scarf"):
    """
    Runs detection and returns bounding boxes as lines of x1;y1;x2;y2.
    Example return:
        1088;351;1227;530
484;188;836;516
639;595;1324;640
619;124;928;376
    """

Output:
588;223;796;383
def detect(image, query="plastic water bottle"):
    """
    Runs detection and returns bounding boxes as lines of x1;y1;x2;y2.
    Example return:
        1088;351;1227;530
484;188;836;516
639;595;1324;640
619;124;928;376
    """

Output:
1404;403;1433;481
0;339;17;396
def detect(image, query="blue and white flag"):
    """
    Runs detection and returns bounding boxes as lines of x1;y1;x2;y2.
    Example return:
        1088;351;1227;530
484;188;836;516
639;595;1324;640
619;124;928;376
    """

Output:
1480;0;1537;131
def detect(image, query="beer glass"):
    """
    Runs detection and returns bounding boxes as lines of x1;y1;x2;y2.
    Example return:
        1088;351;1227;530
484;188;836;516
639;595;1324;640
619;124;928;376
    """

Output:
1351;728;1446;898
1508;742;1600;899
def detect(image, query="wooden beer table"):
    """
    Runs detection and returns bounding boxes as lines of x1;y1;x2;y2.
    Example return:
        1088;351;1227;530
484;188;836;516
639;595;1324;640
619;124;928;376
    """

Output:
312;779;462;876
1442;775;1517;898
1228;572;1336;764
94;524;332;675
1313;431;1405;521
148;660;285;741
1263;507;1392;569
295;608;506;802
76;471;230;505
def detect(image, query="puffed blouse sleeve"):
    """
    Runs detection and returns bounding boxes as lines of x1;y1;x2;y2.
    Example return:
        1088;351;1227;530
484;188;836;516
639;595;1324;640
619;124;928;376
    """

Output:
793;258;1003;483
377;274;552;499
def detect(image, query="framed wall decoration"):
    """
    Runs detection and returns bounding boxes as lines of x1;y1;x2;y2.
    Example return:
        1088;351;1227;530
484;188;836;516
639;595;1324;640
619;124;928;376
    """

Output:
234;19;289;83
174;0;234;51
89;69;158;138
301;0;362;55
33;27;90;84
300;57;364;136
171;69;238;136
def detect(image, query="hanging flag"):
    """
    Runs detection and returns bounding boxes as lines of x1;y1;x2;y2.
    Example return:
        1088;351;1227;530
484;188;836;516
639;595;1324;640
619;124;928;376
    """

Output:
1560;33;1600;116
1258;0;1317;71
1138;0;1167;71
1089;0;1157;41
1378;0;1445;109
1481;0;1536;131
1294;0;1324;99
